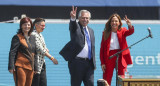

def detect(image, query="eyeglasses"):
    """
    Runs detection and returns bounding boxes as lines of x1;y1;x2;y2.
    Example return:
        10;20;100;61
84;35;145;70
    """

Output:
40;25;45;27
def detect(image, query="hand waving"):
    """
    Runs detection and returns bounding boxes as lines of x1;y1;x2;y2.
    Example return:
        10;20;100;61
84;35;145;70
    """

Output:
70;6;77;19
124;15;132;28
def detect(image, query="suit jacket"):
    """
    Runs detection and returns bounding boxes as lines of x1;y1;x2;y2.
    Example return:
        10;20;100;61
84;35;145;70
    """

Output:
100;27;134;67
8;34;37;71
59;20;96;69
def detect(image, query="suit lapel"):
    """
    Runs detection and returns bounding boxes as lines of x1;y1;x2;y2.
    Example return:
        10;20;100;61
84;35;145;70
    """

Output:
87;26;93;41
117;29;122;49
107;33;111;50
78;22;85;35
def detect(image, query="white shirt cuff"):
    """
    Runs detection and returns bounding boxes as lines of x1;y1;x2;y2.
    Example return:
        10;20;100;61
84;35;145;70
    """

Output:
70;18;76;21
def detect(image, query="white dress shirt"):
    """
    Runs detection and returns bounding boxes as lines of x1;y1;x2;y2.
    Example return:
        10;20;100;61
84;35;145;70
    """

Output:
110;32;120;50
77;27;90;58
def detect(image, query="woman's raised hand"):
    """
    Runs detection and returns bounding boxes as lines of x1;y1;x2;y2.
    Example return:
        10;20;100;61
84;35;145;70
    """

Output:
124;15;132;28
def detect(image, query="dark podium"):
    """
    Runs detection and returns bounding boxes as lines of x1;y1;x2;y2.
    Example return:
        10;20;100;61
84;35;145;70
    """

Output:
118;75;160;86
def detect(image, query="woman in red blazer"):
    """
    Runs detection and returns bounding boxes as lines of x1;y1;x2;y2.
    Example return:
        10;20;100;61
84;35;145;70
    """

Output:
100;13;134;85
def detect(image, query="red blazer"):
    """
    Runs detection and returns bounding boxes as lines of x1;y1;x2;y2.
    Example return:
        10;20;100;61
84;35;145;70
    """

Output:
100;27;134;67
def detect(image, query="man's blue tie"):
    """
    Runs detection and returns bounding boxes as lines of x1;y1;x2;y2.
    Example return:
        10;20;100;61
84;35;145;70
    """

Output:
84;27;91;60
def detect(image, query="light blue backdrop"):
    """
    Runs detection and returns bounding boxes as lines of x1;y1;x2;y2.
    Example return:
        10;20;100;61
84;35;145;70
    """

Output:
0;23;160;86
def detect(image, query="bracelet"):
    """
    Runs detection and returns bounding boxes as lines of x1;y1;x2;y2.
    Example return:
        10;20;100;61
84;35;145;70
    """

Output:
50;56;54;60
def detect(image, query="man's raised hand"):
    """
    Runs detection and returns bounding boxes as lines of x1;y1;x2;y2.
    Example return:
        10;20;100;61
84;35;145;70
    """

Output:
70;6;77;19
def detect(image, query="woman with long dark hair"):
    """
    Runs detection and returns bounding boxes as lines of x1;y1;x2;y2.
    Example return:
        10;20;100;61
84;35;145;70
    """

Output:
100;13;134;85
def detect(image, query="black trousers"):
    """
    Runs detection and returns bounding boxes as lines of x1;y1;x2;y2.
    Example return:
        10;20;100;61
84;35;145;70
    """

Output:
32;63;47;86
68;58;94;86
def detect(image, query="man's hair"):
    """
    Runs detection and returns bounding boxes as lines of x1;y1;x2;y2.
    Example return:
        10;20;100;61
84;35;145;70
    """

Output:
97;79;109;86
78;10;91;18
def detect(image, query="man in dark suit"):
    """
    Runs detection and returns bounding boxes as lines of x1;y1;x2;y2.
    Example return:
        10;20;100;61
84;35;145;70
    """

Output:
59;6;96;86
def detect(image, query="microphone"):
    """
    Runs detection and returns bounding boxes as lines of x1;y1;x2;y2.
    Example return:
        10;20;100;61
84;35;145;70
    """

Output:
109;53;119;59
109;55;114;59
147;27;153;38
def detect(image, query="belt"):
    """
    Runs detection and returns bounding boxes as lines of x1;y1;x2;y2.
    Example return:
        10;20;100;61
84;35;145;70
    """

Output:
75;57;89;61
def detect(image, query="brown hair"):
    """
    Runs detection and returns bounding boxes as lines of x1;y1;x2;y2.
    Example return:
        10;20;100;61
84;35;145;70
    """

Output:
103;13;122;40
17;17;33;36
